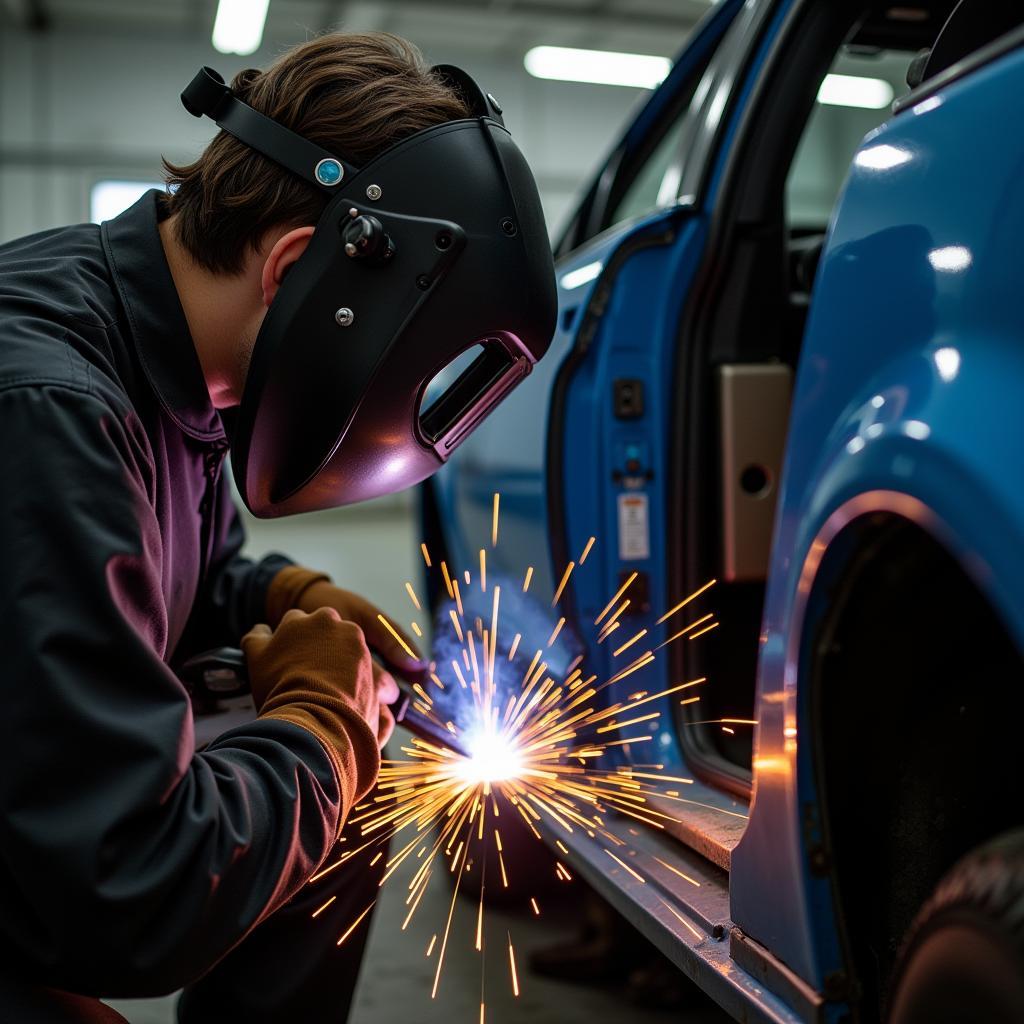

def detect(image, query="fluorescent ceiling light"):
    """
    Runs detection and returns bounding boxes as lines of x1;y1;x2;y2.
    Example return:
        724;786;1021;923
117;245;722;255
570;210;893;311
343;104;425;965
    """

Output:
90;181;164;223
817;73;894;109
524;46;671;89
212;0;270;56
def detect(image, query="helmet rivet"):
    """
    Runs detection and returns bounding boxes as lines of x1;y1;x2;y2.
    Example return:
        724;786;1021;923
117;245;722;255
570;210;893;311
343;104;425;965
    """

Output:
366;184;382;201
335;307;355;327
314;158;343;187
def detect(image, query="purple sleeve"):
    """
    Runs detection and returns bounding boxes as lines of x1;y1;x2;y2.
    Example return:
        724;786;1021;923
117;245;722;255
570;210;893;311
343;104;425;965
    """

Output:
0;384;341;995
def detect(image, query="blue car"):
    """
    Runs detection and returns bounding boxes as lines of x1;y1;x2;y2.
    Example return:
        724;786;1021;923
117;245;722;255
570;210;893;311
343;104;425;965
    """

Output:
422;2;1024;1021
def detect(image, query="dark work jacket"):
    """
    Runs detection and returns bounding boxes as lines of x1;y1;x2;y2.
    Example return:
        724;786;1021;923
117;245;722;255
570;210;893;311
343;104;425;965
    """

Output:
0;191;343;997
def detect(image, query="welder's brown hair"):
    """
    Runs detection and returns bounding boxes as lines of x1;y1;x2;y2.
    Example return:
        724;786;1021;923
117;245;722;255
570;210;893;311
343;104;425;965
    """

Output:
162;33;470;275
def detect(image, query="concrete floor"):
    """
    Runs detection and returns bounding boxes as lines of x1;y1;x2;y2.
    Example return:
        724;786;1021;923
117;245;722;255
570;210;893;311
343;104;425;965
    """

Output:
350;855;733;1024
105;501;733;1023
108;852;732;1024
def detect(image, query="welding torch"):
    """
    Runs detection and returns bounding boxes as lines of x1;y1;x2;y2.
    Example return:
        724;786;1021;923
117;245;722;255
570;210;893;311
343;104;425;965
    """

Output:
180;646;466;755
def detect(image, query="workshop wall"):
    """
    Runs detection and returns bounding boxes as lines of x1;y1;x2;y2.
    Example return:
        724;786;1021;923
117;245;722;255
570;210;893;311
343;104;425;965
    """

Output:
0;23;647;244
0;21;908;246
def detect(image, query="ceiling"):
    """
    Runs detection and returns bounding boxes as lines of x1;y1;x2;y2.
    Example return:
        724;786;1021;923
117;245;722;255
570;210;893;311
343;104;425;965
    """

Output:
0;0;713;57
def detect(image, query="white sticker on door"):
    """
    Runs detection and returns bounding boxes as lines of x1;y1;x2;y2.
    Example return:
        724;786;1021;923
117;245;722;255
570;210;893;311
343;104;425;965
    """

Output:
617;492;650;561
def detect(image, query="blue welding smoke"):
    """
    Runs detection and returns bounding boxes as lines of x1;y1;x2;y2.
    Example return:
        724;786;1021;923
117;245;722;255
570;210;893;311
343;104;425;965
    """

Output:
428;573;582;738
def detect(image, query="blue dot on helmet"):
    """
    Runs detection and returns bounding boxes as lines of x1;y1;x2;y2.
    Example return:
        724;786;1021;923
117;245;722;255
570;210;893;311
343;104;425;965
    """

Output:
314;158;343;186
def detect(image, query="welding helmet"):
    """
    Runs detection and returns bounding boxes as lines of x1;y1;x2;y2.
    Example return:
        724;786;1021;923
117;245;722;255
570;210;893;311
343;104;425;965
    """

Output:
181;65;556;517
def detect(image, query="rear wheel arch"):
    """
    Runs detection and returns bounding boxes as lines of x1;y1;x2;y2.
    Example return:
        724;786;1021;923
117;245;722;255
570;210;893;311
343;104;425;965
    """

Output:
800;511;1024;1021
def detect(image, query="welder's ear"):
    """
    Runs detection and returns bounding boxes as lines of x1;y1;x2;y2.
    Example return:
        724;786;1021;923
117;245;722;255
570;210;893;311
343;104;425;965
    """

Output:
261;226;315;307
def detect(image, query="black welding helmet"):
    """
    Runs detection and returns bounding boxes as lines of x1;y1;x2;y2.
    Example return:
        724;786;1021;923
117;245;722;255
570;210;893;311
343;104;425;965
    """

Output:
181;65;556;517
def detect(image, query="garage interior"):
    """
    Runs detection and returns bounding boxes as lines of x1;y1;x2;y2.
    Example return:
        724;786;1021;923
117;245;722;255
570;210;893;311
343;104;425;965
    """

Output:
3;1;1008;1022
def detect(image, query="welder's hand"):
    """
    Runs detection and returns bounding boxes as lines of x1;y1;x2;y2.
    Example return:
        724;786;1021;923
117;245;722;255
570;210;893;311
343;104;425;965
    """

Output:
241;608;384;822
267;565;426;679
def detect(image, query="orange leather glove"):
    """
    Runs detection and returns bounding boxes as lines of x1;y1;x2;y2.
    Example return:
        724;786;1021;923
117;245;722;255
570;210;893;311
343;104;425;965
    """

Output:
241;608;399;829
267;565;426;678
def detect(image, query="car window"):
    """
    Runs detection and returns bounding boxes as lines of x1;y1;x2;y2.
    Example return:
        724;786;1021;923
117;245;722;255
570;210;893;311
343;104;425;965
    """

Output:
607;114;690;227
786;47;911;230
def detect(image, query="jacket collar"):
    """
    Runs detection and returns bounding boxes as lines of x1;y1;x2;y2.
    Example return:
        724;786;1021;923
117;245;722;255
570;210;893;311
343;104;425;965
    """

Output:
101;190;226;443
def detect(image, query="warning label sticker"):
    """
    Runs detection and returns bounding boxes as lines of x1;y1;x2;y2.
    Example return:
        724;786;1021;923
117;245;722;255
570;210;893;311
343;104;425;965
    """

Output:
617;492;650;561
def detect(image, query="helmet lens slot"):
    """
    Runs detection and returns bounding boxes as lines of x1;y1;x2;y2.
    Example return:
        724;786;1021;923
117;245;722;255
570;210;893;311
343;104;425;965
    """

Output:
420;344;487;416
419;338;530;456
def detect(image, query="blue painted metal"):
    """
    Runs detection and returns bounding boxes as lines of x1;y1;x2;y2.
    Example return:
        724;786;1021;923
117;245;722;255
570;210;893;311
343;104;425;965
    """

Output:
732;36;1024;994
430;0;745;664
558;215;709;776
423;0;1024;1016
554;0;800;779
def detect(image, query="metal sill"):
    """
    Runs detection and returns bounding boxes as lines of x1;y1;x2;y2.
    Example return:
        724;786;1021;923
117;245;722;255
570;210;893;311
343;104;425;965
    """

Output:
545;811;807;1024
647;780;749;872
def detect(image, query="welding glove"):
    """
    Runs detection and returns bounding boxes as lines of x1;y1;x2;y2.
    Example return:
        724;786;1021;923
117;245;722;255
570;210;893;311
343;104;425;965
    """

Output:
241;608;399;823
267;565;426;679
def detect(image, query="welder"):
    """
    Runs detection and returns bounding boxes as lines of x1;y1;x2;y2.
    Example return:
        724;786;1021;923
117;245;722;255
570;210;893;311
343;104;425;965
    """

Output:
0;32;555;1023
